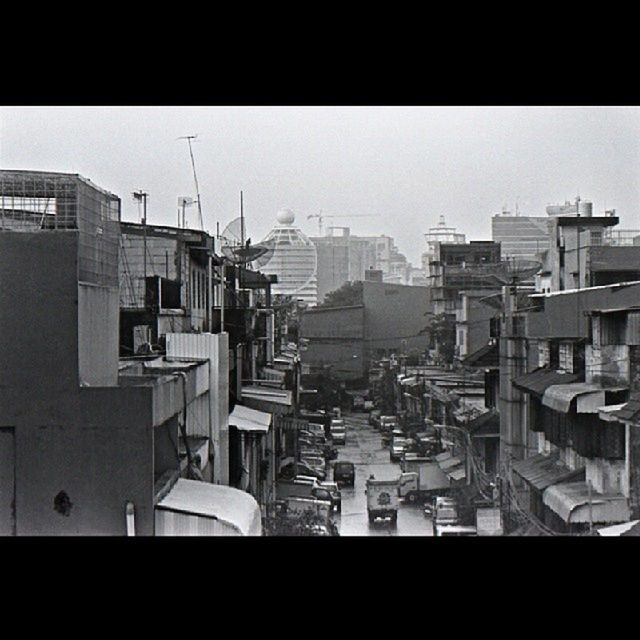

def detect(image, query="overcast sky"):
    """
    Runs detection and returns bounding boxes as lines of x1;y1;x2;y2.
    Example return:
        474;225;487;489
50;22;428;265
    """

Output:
2;106;639;264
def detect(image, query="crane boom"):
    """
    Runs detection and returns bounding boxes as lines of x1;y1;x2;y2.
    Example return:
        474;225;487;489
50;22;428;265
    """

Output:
306;211;380;234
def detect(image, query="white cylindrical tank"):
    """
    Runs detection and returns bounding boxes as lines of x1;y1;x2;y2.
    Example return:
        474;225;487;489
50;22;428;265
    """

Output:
578;201;593;217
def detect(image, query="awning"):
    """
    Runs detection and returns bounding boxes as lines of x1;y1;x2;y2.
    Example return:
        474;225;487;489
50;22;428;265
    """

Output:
435;451;453;463
610;394;640;423
598;404;628;422
597;520;640;536
512;452;584;491
229;404;272;433
240;385;292;406
543;481;631;524
512;368;581;396
439;456;463;471
155;479;262;536
542;383;605;414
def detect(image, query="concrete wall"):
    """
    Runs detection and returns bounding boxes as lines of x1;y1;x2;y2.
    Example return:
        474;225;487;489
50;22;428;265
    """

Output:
9;386;156;536
78;283;119;387
299;306;365;379
586;345;629;387
166;332;230;484
0;231;177;535
362;281;431;354
527;282;640;340
0;232;80;392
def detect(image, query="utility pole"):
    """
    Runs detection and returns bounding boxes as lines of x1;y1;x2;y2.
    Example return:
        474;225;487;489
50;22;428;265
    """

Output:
133;190;148;305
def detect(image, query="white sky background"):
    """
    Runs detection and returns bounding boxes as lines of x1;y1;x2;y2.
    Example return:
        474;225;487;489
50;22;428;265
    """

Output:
2;106;639;265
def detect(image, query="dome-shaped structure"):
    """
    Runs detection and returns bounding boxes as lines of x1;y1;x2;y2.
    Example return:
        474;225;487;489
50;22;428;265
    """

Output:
258;210;318;305
276;208;295;225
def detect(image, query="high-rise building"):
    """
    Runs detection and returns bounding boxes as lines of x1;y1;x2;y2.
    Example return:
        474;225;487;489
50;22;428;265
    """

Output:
258;209;318;305
311;228;414;301
421;215;466;273
491;212;552;261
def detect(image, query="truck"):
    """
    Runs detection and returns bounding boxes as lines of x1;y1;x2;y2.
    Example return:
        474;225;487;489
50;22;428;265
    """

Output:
398;456;451;504
365;477;399;525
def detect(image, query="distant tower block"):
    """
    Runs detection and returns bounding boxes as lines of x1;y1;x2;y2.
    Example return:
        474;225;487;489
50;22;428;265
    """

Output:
258;210;318;305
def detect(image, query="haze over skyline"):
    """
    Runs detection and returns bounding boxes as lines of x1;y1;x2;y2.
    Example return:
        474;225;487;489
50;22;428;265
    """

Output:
2;106;639;265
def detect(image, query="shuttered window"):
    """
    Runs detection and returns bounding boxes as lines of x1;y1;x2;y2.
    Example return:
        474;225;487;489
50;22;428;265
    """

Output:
627;312;640;346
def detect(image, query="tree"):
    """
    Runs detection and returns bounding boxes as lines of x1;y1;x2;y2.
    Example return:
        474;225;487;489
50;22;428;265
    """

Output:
424;312;456;366
264;507;337;536
317;281;363;308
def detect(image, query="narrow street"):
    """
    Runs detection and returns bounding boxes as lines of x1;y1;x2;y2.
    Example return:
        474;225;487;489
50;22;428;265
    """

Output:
332;412;434;536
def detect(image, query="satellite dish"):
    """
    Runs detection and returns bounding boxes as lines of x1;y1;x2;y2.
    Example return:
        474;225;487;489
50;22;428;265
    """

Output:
219;217;244;247
477;259;542;285
219;217;276;267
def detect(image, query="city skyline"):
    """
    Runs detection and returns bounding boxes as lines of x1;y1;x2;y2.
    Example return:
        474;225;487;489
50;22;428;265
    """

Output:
2;106;639;265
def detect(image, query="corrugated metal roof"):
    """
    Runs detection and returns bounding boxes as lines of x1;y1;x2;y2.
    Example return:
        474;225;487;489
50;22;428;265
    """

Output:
543;481;631;524
512;451;584;491
155;479;262;535
466;409;500;436
461;342;499;368
542;383;605;414
512;368;581;396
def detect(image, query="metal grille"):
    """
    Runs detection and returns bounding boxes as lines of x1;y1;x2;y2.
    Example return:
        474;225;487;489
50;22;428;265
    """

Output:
0;171;121;287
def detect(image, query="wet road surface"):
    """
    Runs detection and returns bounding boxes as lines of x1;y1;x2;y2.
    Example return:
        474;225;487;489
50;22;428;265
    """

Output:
331;412;433;536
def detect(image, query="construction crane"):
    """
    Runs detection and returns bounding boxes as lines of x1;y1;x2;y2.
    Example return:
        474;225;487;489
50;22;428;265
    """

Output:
306;210;380;235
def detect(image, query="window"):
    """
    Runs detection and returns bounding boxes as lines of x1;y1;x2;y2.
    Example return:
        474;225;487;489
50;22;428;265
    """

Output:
559;342;574;373
597;312;626;346
538;341;550;368
590;231;602;246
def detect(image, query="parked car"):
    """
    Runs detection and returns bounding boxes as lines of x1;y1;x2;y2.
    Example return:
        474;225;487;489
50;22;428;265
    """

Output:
333;461;355;487
276;478;333;503
390;438;407;463
330;420;346;445
300;456;327;479
279;461;325;481
380;415;397;431
318;481;342;512
308;423;326;439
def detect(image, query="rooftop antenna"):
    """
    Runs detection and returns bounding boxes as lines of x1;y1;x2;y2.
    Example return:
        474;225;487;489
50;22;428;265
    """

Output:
178;135;204;231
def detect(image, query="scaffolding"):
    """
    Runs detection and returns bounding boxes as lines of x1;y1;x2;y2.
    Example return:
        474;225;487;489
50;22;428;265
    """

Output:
0;170;121;287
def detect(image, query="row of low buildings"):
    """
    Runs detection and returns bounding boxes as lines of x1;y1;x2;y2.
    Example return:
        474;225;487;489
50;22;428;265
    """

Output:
415;202;640;534
0;169;310;536
374;199;640;535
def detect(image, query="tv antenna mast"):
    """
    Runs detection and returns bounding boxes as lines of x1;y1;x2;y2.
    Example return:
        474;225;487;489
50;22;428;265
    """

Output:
178;135;205;231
